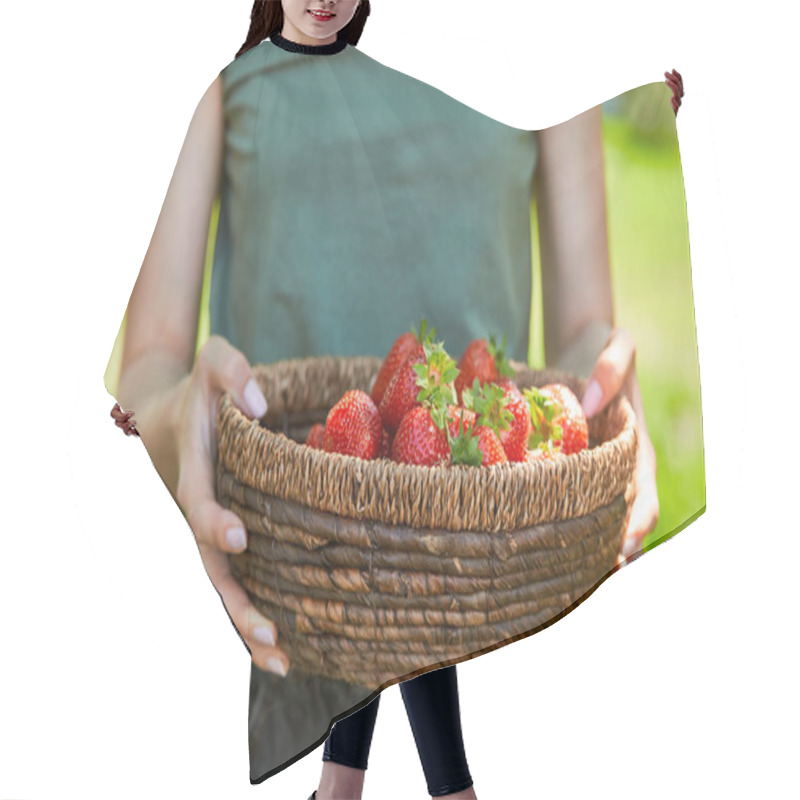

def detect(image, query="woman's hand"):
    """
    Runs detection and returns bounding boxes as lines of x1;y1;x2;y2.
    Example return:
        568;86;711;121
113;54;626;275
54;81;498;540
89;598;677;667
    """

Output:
579;328;660;565
665;69;684;116
175;335;290;676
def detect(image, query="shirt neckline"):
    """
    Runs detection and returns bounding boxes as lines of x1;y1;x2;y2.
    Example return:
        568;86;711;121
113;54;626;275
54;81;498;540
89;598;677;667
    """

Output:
270;31;349;56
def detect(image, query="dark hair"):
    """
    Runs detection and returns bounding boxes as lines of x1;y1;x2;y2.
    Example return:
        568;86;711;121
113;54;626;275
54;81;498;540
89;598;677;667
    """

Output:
236;1;371;58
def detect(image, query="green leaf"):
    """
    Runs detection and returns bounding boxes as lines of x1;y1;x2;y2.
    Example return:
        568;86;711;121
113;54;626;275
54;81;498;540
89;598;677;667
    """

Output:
411;318;436;346
488;332;514;377
450;422;483;467
472;381;513;436
523;387;563;443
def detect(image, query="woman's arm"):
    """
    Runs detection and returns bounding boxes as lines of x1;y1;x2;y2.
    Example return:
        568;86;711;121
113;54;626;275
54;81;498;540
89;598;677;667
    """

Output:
535;104;659;556
113;75;289;673
535;104;614;373
117;75;224;498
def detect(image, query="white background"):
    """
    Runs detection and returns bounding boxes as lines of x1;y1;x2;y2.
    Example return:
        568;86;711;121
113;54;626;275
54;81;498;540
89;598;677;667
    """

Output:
1;1;797;798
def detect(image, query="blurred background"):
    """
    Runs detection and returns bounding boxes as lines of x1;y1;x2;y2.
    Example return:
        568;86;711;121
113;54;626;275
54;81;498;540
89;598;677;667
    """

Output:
105;79;704;555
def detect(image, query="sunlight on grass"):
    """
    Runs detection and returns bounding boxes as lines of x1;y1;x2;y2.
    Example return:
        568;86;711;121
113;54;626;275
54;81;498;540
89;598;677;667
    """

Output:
602;109;705;550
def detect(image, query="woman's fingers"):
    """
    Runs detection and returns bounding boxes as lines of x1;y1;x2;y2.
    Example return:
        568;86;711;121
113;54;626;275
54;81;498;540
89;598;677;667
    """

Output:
664;69;683;93
581;327;636;419
198;335;268;420
620;488;658;559
176;387;247;554
620;438;659;560
172;334;289;676
176;335;268;554
664;69;684;115
200;546;291;676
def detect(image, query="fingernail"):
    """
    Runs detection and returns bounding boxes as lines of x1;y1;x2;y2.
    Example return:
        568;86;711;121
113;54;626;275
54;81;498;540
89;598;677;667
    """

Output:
226;527;247;551
267;657;287;677
582;379;603;418
243;378;268;419
254;626;275;646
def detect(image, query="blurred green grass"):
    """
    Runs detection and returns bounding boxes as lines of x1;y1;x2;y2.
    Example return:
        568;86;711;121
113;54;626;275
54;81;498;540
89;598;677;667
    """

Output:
106;85;704;553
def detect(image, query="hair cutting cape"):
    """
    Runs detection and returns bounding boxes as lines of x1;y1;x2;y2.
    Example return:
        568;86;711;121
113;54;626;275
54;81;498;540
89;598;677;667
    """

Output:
105;37;703;784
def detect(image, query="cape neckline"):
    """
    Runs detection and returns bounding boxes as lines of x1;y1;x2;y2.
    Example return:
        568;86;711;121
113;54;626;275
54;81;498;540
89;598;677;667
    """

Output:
270;31;349;56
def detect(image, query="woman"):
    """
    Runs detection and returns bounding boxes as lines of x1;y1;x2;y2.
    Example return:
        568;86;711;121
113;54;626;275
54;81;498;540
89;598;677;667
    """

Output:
113;1;659;797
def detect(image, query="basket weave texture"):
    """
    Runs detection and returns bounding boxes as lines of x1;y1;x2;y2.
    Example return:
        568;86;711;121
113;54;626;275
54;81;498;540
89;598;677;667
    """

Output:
216;356;637;688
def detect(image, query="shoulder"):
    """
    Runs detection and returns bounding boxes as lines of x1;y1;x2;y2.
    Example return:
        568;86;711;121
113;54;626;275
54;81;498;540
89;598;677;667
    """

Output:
190;73;223;137
218;39;274;99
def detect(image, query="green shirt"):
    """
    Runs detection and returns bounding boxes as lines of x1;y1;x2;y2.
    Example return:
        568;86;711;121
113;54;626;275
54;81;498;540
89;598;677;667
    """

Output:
211;33;538;365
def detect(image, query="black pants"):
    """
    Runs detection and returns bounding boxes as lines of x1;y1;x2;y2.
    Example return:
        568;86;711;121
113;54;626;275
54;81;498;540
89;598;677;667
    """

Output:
323;665;473;797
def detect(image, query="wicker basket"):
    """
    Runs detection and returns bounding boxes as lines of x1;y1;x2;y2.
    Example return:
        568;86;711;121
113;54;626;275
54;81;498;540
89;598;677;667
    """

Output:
216;356;637;689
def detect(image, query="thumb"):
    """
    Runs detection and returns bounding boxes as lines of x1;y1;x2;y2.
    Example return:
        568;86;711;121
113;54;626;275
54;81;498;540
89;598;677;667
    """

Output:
580;328;635;419
199;335;268;420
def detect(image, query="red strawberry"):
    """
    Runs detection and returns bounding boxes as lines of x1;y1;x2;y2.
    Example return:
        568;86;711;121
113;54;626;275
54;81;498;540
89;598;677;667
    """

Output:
378;343;426;434
493;377;532;462
306;423;326;450
376;427;392;460
454;334;514;404
473;425;508;466
451;422;508;467
462;377;533;463
391;405;451;467
540;383;589;455
371;320;436;407
446;405;477;439
454;339;497;404
524;384;588;456
323;390;383;460
379;340;457;435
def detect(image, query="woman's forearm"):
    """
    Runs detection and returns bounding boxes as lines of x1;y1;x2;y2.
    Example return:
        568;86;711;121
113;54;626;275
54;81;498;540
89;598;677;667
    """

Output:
535;105;614;368
625;363;652;453
117;350;190;502
551;319;613;378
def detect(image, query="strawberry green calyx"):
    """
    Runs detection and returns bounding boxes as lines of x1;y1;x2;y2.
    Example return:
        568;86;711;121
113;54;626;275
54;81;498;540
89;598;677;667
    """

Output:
449;412;484;467
461;383;475;410
524;387;564;449
469;379;513;437
411;318;437;348
413;341;458;416
487;333;515;379
528;438;561;461
428;402;450;433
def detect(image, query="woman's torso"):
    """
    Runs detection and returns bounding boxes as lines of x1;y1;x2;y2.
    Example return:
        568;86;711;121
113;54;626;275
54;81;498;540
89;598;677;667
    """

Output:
210;35;538;365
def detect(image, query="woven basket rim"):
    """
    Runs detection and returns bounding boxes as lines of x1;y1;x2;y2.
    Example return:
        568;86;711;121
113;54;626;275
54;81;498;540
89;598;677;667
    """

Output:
233;357;636;475
216;356;638;532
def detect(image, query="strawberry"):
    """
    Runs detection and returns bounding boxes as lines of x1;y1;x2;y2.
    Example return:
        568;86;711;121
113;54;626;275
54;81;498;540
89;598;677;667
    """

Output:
446;405;477;439
376;427;392;460
391;405;451;467
323;390;383;460
450;421;508;467
541;383;588;455
454;334;514;404
379;340;457;434
371;319;436;407
524;383;588;456
462;377;522;459
454;379;513;467
526;440;564;462
492;377;532;462
378;344;426;434
306;423;326;450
